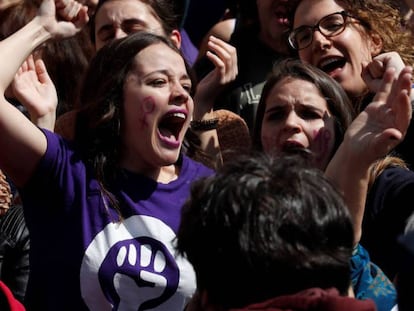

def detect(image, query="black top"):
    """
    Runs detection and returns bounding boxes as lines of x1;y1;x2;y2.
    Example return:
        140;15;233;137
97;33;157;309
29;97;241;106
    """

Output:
362;166;414;279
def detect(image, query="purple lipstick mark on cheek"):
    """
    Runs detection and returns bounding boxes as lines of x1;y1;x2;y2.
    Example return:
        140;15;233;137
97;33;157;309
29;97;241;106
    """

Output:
313;128;332;162
139;96;156;128
262;134;280;155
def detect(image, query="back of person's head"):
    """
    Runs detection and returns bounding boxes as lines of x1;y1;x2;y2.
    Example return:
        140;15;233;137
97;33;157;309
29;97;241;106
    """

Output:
253;58;355;156
90;0;181;44
176;153;354;309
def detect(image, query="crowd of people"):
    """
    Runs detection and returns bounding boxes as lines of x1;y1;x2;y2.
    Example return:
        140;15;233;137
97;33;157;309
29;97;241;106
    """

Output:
0;0;414;310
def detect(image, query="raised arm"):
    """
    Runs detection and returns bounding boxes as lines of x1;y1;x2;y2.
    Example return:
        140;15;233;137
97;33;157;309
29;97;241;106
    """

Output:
12;54;58;131
326;65;413;245
362;51;414;102
192;36;238;168
0;0;88;187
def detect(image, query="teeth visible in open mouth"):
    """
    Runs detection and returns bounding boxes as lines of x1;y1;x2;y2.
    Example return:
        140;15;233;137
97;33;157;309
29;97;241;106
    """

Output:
171;112;185;119
319;57;341;68
318;57;345;73
158;111;187;143
163;112;186;121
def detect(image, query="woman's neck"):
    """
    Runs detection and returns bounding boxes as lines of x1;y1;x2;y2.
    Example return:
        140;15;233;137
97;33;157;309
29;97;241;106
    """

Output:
156;164;180;184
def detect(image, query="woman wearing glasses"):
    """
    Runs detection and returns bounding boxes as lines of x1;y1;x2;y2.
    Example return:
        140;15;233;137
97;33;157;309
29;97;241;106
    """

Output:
289;0;414;162
289;0;414;283
289;0;414;106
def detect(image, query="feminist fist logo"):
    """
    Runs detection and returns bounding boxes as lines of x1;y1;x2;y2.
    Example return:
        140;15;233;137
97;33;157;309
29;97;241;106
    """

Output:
80;215;194;310
100;237;178;309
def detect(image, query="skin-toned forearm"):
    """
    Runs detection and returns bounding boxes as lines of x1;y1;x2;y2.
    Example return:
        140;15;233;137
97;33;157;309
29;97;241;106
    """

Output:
325;142;370;245
1;0;88;94
0;18;51;95
191;111;222;169
0;99;47;188
0;0;88;187
326;66;413;246
31;110;57;131
0;18;51;187
191;37;238;168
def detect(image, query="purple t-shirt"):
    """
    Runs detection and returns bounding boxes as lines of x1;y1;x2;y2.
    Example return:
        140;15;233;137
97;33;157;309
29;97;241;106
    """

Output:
20;130;214;310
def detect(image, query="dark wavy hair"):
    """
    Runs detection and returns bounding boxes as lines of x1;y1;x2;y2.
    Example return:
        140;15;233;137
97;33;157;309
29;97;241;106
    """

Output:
176;153;354;308
252;58;356;162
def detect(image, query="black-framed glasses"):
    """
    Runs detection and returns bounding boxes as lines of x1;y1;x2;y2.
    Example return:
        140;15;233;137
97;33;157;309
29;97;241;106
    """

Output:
288;11;356;50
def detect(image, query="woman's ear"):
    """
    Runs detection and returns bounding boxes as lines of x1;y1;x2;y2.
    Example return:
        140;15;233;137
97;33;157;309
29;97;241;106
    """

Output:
369;32;383;56
170;29;182;49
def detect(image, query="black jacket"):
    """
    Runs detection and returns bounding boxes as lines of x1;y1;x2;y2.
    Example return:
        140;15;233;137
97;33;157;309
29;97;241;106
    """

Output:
0;204;29;304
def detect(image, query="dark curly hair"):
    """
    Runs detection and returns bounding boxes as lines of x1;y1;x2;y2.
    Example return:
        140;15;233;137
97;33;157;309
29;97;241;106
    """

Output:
176;153;354;308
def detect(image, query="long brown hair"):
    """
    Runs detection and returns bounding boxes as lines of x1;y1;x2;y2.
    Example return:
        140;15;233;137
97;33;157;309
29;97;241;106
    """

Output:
75;32;194;217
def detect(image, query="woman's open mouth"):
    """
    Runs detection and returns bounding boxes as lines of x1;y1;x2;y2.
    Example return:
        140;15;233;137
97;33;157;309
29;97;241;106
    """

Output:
158;110;188;148
318;56;346;77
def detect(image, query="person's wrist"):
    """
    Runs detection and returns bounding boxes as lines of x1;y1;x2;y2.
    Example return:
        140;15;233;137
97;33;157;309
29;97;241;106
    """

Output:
190;118;219;131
